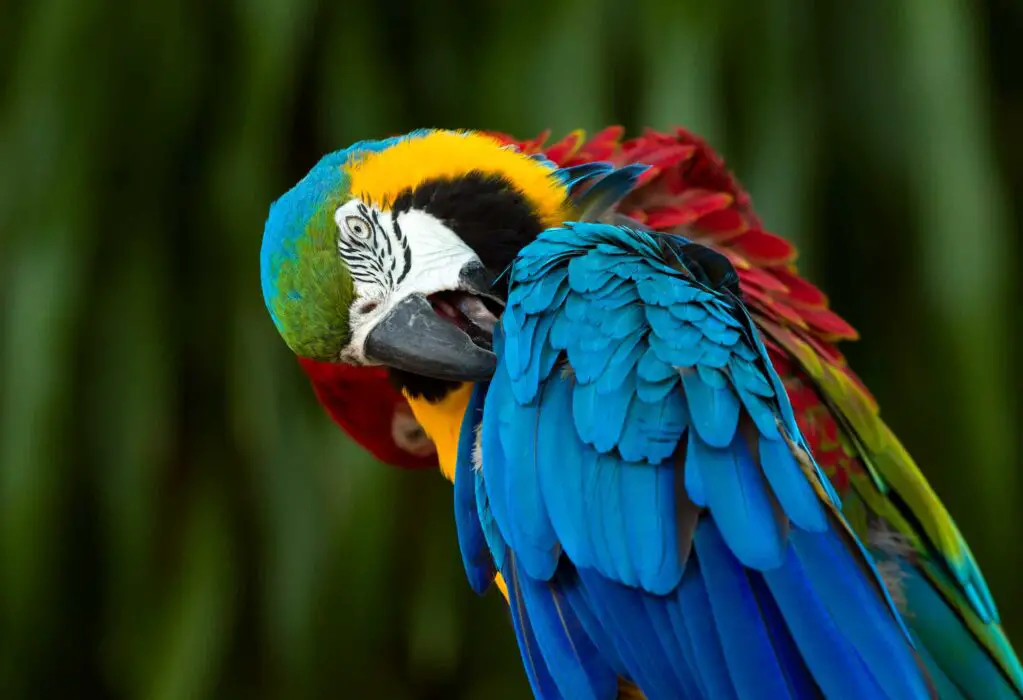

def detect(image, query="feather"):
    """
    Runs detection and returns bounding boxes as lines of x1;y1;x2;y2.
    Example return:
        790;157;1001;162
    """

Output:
898;560;1020;698
668;302;709;323
572;378;629;453
535;378;596;570
638;592;703;698
757;432;828;533
571;164;650;221
557;162;615;189
648;329;706;367
747;570;822;699
598;303;646;340
617;389;687;464
616;458;681;594
567;322;617;383
594;333;646;395
504;554;567;700
556;566;629;678
668;558;739;699
475;466;507;572
636;346;681;403
588;453;634;586
453;382;494;593
636;275;708;306
635;374;679;403
693;519;807;699
911;629;968;700
568;254;619;293
783;525;933;699
687;430;787;570
520;267;570;314
673;447;701;568
511;558;619;700
575;568;693;697
496;369;560;579
511;311;560;404
695;314;741;346
760;542;890;700
482;221;933;700
549;310;575;350
681;369;741;449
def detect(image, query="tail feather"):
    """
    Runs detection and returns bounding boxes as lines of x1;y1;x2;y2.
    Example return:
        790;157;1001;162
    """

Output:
898;560;1022;699
911;629;969;700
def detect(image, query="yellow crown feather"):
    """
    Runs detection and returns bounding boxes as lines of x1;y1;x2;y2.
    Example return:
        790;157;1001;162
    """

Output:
345;130;570;229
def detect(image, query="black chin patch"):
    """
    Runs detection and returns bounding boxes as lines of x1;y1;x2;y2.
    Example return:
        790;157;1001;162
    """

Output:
387;369;461;403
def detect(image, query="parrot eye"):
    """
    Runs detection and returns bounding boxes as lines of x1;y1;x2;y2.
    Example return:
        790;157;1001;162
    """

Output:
344;215;372;241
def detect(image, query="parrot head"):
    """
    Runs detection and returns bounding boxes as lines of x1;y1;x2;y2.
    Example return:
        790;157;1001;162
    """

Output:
261;129;571;396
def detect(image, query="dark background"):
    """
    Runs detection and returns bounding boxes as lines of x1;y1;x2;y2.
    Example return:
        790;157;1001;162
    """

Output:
0;0;1020;698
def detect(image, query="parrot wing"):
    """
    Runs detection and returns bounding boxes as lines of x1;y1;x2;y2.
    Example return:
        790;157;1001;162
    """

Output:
493;126;1023;698
455;221;934;700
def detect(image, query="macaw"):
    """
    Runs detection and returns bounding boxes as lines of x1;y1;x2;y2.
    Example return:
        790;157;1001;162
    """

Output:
262;127;1022;699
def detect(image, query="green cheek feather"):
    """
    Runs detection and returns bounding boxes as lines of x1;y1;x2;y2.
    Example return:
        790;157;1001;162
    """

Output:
271;201;356;361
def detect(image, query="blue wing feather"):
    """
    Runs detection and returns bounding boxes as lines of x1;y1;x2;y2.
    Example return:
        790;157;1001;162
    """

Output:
563;163;650;222
689;430;787;570
575;568;695;697
490;366;559;580
454;382;493;594
504;555;567;700
507;558;618;700
694;518;805;699
669;558;740;700
681;369;741;448
457;222;933;700
535;377;596;571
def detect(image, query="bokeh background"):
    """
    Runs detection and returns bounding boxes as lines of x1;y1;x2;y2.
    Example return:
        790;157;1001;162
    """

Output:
1;0;1020;698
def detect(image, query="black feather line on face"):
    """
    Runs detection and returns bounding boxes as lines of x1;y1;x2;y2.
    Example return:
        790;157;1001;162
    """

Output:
393;216;411;286
376;210;394;257
337;202;411;292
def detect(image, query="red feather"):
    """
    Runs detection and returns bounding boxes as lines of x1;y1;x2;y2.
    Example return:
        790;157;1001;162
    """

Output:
297;358;436;469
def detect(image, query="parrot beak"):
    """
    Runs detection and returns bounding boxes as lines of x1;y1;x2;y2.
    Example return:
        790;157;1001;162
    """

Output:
363;263;502;381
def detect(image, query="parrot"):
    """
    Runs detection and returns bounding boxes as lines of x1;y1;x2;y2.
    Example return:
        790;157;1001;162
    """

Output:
261;127;1023;699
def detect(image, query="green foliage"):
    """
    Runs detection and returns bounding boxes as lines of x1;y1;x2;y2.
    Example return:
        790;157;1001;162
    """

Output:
0;0;1018;698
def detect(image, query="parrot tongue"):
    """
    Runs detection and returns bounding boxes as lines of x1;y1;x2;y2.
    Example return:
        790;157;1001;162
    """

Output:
429;291;501;351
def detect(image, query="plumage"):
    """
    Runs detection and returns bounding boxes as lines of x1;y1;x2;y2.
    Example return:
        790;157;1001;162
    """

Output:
265;126;1023;699
461;221;934;699
508;557;619;699
454;381;493;593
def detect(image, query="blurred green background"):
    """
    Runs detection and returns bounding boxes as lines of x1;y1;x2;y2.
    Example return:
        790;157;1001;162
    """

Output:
1;0;1020;698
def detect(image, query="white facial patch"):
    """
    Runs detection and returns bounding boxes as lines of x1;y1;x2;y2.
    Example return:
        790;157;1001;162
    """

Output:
333;198;481;364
